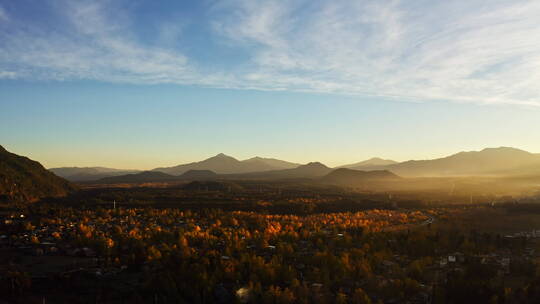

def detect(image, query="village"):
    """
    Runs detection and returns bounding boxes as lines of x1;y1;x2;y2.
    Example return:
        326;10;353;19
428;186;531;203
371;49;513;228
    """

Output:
2;204;540;303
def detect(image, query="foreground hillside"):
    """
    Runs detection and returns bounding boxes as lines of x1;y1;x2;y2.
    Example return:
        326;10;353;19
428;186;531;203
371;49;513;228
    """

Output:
0;145;74;202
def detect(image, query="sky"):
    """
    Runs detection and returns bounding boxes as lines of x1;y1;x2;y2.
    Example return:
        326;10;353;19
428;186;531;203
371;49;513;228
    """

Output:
1;0;540;169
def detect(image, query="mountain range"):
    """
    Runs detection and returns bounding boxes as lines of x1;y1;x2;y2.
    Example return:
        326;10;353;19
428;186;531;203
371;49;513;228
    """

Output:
322;168;400;186
227;162;333;180
0;146;74;202
339;157;399;170
49;147;540;183
49;167;140;182
97;171;178;184
95;169;220;184
152;153;299;175
3;145;539;202
91;162;399;186
383;147;540;177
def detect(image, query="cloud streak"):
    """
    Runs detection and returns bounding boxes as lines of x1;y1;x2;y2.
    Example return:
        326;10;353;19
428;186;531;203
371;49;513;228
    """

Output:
213;0;540;106
0;6;8;23
0;1;203;84
1;0;540;106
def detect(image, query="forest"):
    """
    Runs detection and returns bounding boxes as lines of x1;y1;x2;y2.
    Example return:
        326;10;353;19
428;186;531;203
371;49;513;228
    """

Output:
3;198;540;303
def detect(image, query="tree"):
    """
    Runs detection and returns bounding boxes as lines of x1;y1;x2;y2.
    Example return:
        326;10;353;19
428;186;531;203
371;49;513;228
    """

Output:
335;292;347;304
351;288;372;304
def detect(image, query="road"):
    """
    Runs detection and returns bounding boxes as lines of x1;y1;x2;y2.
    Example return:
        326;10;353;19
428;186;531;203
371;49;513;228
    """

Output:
382;213;435;232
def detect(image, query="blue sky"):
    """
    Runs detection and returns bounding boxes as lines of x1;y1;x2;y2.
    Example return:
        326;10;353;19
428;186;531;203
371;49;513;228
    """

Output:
1;0;540;169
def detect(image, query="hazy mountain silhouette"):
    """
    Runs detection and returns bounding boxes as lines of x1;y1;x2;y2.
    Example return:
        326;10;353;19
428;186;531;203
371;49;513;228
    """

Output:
153;153;299;175
384;147;540;177
340;157;399;170
242;157;299;170
94;162;333;184
0;145;75;202
286;162;334;177
230;162;333;180
52;147;540;184
96;171;177;184
321;168;400;186
49;167;140;182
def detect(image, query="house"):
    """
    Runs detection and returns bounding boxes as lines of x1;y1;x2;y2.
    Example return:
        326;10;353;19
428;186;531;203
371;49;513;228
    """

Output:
440;258;447;267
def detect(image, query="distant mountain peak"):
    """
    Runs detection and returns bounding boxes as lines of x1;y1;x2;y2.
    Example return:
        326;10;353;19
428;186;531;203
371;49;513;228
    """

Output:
479;147;529;154
153;153;300;175
322;168;400;186
241;156;300;171
340;157;398;170
207;153;237;161
302;162;330;169
449;147;532;159
367;157;387;161
389;146;540;177
242;156;268;163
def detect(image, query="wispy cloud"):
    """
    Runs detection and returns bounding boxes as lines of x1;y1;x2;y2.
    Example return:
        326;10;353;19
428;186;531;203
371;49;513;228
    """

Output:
0;5;8;23
213;0;540;106
0;1;204;84
1;0;540;106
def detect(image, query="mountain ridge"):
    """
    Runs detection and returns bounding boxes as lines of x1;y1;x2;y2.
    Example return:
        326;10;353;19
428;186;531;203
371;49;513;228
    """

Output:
0;145;75;202
225;162;333;180
384;147;540;177
340;157;399;170
50;147;540;183
321;168;401;186
50;167;141;182
97;171;177;184
153;153;299;175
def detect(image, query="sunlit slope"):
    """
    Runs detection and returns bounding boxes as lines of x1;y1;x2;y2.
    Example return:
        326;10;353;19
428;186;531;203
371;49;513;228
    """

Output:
339;157;399;170
386;147;540;177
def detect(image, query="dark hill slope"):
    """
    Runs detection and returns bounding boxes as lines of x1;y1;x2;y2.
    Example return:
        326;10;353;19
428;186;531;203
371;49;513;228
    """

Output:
182;180;243;192
49;167;140;182
96;171;177;184
322;168;400;186
0;145;75;202
229;162;333;180
179;170;218;180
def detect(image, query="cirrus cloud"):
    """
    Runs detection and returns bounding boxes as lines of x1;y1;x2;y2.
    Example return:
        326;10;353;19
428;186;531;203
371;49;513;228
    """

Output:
1;0;540;106
212;0;540;106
